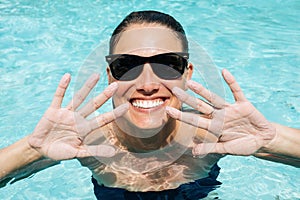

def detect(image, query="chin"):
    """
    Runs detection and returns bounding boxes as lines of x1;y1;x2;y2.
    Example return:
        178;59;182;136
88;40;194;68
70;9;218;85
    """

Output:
115;111;169;138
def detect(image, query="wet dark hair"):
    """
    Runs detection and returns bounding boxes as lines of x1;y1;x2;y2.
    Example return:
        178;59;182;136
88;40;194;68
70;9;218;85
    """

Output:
109;10;188;54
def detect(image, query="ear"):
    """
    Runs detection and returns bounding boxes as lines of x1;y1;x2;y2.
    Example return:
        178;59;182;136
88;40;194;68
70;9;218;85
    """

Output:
184;63;193;90
186;63;193;81
106;67;114;84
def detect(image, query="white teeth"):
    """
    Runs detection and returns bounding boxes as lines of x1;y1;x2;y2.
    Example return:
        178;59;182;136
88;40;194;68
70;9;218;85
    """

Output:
132;99;164;109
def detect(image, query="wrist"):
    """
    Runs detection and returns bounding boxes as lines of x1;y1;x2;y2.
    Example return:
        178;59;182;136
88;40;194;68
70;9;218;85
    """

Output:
0;136;43;179
24;136;43;162
258;123;279;154
257;123;300;158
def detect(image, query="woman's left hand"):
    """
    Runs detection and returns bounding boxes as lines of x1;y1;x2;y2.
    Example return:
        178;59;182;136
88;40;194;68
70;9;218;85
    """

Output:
166;69;276;156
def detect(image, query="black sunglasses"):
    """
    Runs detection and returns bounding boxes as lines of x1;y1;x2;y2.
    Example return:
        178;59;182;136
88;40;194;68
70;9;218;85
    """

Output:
105;52;189;81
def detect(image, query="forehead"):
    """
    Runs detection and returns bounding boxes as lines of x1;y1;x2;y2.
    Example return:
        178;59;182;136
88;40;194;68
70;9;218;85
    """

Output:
113;25;183;55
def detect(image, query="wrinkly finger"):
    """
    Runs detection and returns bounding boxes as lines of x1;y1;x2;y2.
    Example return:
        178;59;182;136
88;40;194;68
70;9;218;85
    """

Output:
78;82;118;118
66;74;99;110
76;144;116;158
172;87;214;115
222;69;247;102
50;74;71;108
187;80;226;109
193;143;227;155
193;129;219;144
166;106;210;130
88;103;129;131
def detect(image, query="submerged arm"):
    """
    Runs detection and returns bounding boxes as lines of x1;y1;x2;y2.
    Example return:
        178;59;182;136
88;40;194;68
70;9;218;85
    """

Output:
0;136;59;187
254;123;300;167
0;136;42;178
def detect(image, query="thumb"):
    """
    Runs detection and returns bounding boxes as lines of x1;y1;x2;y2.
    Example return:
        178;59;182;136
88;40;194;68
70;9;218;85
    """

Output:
193;143;227;156
76;144;116;158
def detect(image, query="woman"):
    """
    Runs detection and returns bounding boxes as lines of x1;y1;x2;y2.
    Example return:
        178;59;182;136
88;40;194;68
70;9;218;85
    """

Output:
1;11;299;199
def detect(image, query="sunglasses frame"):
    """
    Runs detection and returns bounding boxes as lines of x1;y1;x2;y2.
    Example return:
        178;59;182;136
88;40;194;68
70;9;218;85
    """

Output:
105;52;189;81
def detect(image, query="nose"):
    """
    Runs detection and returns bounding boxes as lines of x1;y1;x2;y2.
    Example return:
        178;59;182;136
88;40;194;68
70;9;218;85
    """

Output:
135;64;160;95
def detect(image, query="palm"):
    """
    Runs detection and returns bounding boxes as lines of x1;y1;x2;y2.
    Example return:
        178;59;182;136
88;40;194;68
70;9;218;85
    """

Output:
211;101;275;155
28;74;127;161
29;108;89;160
166;69;276;156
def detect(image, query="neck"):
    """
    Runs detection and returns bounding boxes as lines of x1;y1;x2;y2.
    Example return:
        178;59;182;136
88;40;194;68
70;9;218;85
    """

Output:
112;119;178;152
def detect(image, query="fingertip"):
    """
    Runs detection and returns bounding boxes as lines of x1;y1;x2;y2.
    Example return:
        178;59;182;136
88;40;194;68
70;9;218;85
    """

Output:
84;145;116;158
221;68;228;77
165;106;179;118
171;87;187;101
186;80;201;91
103;82;119;97
91;73;100;81
171;86;180;94
109;81;118;88
187;79;196;87
64;73;71;77
57;73;71;91
102;145;116;157
192;144;206;158
113;103;129;118
119;102;130;113
165;106;172;113
62;73;71;84
107;82;118;92
192;145;200;156
222;69;234;83
221;68;228;74
165;106;172;111
192;143;215;157
84;74;100;88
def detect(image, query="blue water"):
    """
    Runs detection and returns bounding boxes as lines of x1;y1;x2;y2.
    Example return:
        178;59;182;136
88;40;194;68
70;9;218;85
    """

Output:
0;0;299;199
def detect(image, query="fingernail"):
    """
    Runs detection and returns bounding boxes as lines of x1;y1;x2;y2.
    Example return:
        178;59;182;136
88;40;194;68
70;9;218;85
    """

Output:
103;146;116;157
172;87;180;94
114;103;129;118
165;106;177;117
187;80;196;89
108;82;118;90
88;74;100;85
222;69;232;80
105;82;118;95
172;87;185;100
62;73;70;84
117;103;129;114
91;73;100;81
87;145;116;158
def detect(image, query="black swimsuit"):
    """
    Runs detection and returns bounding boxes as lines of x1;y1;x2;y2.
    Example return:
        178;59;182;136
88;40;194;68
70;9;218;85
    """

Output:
91;163;221;200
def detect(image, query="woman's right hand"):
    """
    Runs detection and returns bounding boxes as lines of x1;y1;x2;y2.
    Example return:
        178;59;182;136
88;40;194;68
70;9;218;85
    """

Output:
28;73;128;161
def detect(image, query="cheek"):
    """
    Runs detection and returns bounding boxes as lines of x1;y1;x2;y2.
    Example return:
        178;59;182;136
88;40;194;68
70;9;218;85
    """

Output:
162;80;185;108
162;79;186;91
112;82;136;103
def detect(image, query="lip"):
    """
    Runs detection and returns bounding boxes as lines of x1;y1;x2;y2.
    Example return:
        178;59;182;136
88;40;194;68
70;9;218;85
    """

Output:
129;97;170;113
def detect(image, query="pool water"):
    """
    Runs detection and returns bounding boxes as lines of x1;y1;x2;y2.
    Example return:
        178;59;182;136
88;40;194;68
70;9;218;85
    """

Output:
0;0;299;199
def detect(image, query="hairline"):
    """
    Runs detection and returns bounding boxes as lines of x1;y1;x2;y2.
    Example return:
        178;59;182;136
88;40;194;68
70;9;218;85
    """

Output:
109;22;188;54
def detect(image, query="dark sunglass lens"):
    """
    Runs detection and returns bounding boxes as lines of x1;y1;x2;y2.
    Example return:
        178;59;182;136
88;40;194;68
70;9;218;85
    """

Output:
151;54;187;79
119;65;143;81
165;55;186;69
107;53;188;81
151;63;182;79
109;55;143;80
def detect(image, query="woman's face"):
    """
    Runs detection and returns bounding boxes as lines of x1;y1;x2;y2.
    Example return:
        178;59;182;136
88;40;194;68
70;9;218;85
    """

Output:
107;24;193;132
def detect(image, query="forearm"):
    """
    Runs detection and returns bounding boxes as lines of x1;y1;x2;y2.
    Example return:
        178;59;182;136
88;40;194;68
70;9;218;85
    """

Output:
255;123;300;167
0;136;43;179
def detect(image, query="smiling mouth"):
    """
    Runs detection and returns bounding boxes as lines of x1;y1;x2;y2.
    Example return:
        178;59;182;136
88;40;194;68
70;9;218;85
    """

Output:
130;98;166;109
